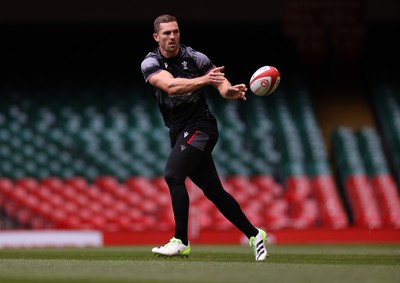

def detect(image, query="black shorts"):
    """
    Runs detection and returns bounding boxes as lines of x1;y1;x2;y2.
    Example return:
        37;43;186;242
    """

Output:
170;119;219;152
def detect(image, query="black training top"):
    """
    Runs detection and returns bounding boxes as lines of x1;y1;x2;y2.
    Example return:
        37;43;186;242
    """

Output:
140;44;218;145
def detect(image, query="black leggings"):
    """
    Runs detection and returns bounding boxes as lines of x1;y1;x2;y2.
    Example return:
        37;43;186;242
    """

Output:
164;130;258;243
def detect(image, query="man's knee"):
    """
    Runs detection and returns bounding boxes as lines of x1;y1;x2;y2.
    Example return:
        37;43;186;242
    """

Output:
164;171;185;187
203;187;225;201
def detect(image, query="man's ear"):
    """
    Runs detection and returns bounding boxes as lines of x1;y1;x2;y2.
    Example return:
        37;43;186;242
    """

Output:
153;33;159;42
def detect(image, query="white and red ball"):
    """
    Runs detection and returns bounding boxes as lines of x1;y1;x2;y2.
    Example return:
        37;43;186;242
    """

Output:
249;66;281;96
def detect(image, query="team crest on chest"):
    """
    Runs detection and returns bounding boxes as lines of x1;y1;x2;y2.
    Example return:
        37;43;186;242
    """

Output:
182;61;188;70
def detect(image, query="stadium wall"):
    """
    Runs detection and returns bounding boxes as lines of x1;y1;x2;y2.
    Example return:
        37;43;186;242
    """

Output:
1;229;399;249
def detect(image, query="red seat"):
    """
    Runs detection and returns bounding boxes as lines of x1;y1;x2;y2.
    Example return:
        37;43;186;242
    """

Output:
58;214;81;229
15;177;39;191
345;175;383;229
198;213;213;230
263;199;290;230
125;176;157;198
370;175;400;228
227;175;258;197
85;186;103;200
75;193;92;207
311;175;349;229
284;175;312;202
290;199;319;229
151;176;169;191
65;176;90;191
62;202;80;214
40;177;64;191
94;175;119;190
36;186;55;203
251;175;281;196
0;178;13;191
88;214;106;229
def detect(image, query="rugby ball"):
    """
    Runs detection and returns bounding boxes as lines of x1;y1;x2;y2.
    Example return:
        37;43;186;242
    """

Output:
249;66;280;96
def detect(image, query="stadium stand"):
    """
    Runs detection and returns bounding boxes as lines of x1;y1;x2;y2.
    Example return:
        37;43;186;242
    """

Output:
368;81;400;191
1;7;400;241
1;80;400;247
331;126;400;229
0;78;352;234
356;127;400;228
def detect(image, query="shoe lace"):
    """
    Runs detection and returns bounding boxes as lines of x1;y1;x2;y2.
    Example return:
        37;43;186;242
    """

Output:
164;238;181;248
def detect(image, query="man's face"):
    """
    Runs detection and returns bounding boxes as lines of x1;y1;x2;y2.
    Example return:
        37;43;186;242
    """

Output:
154;21;180;57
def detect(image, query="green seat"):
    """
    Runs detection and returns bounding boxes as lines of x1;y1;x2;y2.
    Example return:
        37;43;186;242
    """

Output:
356;127;390;176
331;127;366;182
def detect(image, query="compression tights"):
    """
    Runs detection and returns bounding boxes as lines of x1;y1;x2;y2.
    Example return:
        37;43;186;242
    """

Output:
164;141;258;245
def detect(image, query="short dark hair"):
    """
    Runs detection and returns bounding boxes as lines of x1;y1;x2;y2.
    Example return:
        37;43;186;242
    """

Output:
154;14;178;33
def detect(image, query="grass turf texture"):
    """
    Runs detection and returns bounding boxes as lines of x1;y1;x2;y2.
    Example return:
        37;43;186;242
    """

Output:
0;244;399;283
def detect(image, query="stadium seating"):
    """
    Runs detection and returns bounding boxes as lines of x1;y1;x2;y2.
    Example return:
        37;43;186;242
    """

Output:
369;81;400;190
356;127;400;228
0;80;398;234
268;80;348;229
331;126;400;229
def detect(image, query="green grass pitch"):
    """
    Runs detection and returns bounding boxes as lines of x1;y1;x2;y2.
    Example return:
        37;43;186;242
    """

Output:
0;244;399;283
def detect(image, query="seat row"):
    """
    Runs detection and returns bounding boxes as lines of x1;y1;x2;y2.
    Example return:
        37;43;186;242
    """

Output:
0;174;348;232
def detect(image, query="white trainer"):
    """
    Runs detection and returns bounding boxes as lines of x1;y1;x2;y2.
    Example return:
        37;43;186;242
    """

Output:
249;228;269;261
152;237;191;258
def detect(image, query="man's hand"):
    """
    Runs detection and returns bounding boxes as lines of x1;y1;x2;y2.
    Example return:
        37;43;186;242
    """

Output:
210;66;248;101
208;66;226;86
225;84;248;101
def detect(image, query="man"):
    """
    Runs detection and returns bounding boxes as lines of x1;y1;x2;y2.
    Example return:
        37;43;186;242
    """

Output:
140;14;268;261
